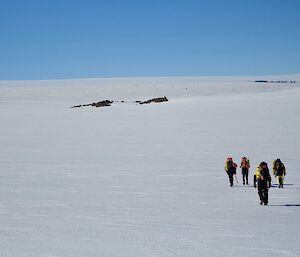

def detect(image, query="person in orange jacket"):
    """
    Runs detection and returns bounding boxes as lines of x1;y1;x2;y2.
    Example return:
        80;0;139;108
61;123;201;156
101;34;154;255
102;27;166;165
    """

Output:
240;157;250;185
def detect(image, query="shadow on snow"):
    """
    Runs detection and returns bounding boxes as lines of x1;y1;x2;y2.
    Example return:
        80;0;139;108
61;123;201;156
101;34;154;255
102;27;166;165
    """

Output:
269;204;300;207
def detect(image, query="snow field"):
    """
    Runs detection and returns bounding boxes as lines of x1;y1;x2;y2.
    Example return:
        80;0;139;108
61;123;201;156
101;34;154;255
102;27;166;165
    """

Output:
0;76;300;257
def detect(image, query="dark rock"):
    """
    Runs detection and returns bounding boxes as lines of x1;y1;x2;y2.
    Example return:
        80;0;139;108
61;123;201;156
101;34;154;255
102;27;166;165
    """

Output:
254;80;296;84
254;80;268;83
71;104;82;108
139;96;168;105
95;100;113;107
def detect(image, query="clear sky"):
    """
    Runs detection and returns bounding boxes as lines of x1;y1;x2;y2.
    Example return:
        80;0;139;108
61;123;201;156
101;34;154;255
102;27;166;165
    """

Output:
0;0;299;80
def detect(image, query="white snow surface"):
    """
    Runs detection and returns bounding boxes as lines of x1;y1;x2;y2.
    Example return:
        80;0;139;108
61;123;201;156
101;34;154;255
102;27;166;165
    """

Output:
0;75;300;257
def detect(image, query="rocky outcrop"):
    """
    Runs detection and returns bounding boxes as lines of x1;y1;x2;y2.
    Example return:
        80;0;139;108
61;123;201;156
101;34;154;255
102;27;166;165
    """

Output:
139;96;168;105
71;100;113;108
92;100;113;107
71;97;168;108
254;80;296;83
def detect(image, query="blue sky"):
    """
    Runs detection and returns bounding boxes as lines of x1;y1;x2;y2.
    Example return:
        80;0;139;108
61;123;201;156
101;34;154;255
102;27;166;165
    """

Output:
0;0;299;80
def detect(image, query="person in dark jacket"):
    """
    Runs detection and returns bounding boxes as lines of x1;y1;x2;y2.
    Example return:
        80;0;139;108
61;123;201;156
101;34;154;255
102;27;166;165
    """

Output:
254;162;271;205
272;159;286;188
224;157;237;187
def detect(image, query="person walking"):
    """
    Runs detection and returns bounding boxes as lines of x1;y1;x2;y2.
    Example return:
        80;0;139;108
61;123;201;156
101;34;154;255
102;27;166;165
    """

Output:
240;156;250;185
254;162;271;205
272;159;286;188
224;157;237;187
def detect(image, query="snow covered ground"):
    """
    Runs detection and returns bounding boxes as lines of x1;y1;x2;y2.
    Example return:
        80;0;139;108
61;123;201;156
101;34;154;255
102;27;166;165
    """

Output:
0;75;300;257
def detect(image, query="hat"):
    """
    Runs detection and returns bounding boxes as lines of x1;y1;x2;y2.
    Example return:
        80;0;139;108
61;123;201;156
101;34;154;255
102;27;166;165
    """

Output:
260;162;267;166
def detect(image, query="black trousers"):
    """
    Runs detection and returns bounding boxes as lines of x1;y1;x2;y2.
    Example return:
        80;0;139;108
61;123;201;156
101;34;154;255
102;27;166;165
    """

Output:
227;173;235;186
242;168;249;184
257;180;269;204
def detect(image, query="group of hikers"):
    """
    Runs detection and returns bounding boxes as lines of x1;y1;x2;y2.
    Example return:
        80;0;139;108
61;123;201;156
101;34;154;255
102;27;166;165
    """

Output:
224;157;286;205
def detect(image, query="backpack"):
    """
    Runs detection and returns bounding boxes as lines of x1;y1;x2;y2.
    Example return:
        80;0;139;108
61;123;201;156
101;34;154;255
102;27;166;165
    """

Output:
260;167;270;181
274;162;285;176
225;160;235;174
241;158;250;169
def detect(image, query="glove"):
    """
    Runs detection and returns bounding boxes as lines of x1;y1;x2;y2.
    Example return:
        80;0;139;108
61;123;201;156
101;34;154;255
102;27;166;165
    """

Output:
254;184;256;188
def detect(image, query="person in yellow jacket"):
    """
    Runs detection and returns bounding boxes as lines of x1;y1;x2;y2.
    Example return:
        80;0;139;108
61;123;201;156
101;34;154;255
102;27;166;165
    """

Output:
253;162;271;205
240;157;250;185
272;159;286;188
224;157;237;187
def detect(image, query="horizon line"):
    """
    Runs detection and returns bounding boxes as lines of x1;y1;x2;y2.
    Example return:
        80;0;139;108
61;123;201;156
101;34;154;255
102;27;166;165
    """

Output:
1;73;300;82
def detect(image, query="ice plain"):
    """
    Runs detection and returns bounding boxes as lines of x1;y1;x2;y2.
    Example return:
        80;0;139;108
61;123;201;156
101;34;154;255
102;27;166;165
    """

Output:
0;75;300;257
